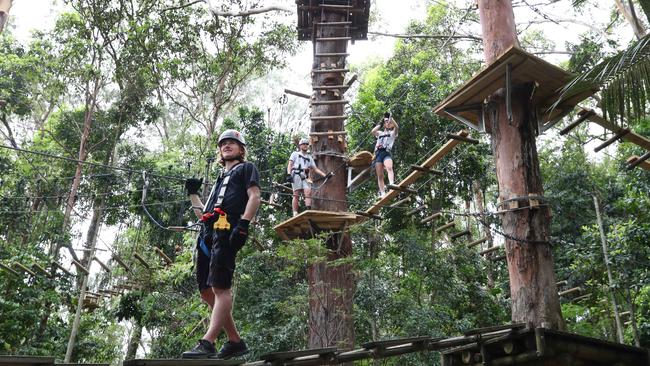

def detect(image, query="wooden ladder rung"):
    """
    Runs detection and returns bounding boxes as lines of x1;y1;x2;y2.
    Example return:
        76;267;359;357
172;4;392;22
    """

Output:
311;100;349;105
315;53;350;57
316;37;352;41
315;21;353;26
313;85;350;90
311;115;348;120
386;184;417;195
312;68;349;74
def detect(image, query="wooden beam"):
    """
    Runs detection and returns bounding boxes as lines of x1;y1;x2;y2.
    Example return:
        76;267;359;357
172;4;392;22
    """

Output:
0;262;19;276
594;128;630;152
14;262;36;276
312;68;349;74
71;259;89;275
309;130;347;136
559;110;594;135
311;115;347;120
284;88;311;99
315;37;352;41
451;230;471;240
420;212;442;224
386;184;417;195
31;262;51;277
366;130;469;215
355;211;382;220
626;154;650;171
446;133;479;144
572;293;592;302
346;73;358;87
389;196;411;208
580;108;650;150
53;261;74;276
154;247;172;265
558;286;582;296
410;165;442;174
626;151;650;170
93;257;111;272
480;245;502;255
312;85;350;90
133;252;151;269
407;206;425;216
435;221;455;233
556;280;568;287
467;237;488;248
112;254;131;272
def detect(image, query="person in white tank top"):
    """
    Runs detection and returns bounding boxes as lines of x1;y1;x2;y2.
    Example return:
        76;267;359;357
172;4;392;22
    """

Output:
371;112;399;197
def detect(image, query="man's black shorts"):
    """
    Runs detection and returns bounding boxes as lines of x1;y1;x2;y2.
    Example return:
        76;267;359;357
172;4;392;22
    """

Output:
196;232;241;291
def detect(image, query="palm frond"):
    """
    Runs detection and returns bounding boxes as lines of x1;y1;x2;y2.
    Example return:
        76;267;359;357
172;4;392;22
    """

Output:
553;33;650;124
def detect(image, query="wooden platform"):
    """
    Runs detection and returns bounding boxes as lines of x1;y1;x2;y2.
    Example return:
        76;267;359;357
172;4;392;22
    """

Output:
365;130;469;215
347;150;373;171
296;0;370;41
0;356;55;366
441;327;650;366
433;46;597;132
273;210;361;240
578;108;650;151
123;360;242;366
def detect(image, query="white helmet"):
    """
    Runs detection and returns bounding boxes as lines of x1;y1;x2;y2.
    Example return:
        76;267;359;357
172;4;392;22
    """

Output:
218;129;246;146
299;138;309;145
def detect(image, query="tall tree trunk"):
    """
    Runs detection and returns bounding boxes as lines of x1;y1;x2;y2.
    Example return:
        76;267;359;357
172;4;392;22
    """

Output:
636;0;650;25
478;0;564;329
626;288;641;346
472;181;495;289
0;0;12;33
125;321;143;360
593;194;624;343
307;9;355;351
615;0;646;39
64;198;105;362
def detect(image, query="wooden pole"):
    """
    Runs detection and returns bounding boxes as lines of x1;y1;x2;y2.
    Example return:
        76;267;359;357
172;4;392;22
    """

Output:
307;7;355;351
593;194;624;343
477;0;564;329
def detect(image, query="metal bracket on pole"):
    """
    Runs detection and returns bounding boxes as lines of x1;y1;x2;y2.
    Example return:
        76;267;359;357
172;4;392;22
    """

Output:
443;103;485;132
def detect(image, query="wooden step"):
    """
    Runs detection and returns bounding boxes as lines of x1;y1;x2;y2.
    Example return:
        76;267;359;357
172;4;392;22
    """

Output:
313;85;350;90
311;115;348;120
315;21;353;26
316;37;352;41
315;52;350;57
312;68;349;74
310;100;349;105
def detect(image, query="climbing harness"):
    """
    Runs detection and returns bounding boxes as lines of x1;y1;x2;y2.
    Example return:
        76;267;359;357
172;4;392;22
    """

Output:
141;171;201;232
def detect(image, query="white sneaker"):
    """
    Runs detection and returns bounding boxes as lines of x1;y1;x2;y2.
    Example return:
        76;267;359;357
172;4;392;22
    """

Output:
293;211;299;216
378;191;385;198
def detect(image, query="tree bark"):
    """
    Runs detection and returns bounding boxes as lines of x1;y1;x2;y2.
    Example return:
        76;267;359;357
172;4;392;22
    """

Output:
614;0;646;39
478;0;565;329
64;198;104;362
593;194;624;343
0;0;11;33
307;9;355;351
626;288;641;347
125;321;143;360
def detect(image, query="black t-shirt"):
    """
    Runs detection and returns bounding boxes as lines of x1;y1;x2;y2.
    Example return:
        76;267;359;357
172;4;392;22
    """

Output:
203;161;260;216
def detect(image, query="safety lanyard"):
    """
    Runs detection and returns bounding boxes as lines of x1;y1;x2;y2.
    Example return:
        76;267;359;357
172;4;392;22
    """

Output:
208;162;243;210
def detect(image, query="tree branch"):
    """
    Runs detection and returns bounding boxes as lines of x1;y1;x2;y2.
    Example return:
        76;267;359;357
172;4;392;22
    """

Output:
367;31;482;41
161;0;204;13
208;5;293;17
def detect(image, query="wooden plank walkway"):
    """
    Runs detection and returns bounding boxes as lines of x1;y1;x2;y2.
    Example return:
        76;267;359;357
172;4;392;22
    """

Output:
365;130;470;215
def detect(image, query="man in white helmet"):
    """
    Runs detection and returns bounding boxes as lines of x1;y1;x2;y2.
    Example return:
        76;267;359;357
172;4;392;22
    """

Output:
182;129;261;359
286;137;328;216
371;112;399;197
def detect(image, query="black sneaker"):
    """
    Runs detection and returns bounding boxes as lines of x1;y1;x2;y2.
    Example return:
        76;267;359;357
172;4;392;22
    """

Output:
214;339;249;359
181;339;217;359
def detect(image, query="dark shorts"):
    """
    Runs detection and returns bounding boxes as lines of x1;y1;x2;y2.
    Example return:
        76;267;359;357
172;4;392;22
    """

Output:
196;231;242;291
373;149;392;164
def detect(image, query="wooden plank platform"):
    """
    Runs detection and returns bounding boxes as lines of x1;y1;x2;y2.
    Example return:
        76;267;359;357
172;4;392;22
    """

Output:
433;46;597;131
365;130;469;215
273;210;361;240
259;347;336;362
0;356;55;366
348;151;373;170
122;360;243;366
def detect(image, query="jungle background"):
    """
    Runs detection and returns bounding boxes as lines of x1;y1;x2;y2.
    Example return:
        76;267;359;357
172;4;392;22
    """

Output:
0;0;649;365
